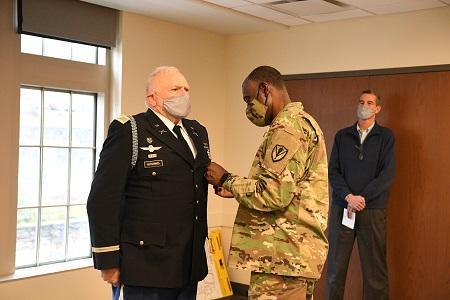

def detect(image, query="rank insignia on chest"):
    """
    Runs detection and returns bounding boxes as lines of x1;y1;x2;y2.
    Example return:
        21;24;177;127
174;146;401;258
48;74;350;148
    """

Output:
271;144;288;162
190;126;199;136
203;142;211;159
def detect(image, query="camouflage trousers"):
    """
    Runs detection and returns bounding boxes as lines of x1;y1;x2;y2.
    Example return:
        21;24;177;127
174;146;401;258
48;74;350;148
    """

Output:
248;272;316;300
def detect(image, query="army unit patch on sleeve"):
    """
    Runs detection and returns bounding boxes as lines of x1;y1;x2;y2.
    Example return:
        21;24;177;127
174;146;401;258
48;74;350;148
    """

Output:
271;145;288;162
263;128;301;175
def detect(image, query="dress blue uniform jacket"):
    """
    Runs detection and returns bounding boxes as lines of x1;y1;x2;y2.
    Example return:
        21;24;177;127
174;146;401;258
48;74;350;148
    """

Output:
87;109;210;288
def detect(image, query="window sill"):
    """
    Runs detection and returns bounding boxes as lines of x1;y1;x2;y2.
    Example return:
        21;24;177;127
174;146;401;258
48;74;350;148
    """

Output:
0;258;93;283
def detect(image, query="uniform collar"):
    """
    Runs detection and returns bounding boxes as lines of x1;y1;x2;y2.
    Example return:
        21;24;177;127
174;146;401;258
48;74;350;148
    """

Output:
150;108;187;137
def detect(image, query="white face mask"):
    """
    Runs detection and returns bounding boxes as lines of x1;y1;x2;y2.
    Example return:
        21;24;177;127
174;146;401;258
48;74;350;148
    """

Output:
357;105;375;120
163;94;191;118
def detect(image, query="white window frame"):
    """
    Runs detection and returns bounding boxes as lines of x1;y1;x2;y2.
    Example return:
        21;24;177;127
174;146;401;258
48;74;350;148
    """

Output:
0;32;110;279
16;86;98;269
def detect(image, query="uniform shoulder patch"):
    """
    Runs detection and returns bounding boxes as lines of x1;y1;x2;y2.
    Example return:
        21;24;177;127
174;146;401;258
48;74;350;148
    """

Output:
115;114;130;124
263;128;302;175
271;145;288;162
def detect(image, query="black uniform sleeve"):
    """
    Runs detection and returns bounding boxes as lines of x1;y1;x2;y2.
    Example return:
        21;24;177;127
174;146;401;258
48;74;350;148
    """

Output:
86;120;132;270
360;129;396;203
328;131;352;199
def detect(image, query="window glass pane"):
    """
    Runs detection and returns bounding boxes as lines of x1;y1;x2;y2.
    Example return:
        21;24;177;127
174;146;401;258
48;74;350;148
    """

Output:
67;205;91;259
71;43;97;64
42;147;68;206
18;147;40;208
97;47;106;65
21;35;104;65
43;90;70;146
16;208;38;267
43;38;71;60
17;87;96;269
72;93;95;147
21;34;42;55
19;88;41;146
70;149;93;204
39;206;67;263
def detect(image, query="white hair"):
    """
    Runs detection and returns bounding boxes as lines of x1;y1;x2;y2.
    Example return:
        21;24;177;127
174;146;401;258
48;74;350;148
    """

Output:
145;66;181;96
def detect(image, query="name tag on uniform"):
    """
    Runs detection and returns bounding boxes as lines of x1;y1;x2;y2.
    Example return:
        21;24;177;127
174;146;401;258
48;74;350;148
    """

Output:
144;160;163;168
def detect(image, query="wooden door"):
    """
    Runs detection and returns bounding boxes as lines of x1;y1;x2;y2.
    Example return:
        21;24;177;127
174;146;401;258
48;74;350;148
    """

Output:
285;70;450;300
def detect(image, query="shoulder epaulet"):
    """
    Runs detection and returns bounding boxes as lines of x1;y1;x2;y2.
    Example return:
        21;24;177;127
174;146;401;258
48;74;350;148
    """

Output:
114;114;137;167
115;114;130;124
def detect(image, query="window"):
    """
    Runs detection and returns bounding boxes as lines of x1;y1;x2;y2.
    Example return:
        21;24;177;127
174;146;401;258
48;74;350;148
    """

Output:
21;34;106;65
16;87;97;268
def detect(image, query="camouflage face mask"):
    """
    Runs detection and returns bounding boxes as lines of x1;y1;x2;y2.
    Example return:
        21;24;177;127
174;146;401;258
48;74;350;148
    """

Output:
246;98;268;127
246;83;270;127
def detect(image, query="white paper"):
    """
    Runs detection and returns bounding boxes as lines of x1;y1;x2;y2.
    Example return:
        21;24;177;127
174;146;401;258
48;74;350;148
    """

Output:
342;208;355;229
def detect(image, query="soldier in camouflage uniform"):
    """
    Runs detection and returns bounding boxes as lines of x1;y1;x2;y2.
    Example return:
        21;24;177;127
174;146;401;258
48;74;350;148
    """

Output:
206;66;329;299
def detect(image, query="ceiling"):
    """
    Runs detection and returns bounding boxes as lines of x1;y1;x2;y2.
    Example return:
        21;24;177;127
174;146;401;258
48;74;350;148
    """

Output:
82;0;450;35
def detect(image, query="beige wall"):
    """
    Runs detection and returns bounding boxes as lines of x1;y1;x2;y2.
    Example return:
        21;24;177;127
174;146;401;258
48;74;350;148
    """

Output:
1;1;450;296
0;267;109;300
0;0;20;278
0;0;111;296
116;11;228;218
0;6;228;299
222;6;450;283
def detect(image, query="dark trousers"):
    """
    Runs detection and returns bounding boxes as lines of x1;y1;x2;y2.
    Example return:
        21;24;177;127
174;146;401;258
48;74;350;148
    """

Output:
123;283;198;300
326;204;388;300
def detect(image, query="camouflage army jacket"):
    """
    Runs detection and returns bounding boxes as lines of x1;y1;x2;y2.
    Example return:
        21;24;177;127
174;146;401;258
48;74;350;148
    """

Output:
223;102;329;279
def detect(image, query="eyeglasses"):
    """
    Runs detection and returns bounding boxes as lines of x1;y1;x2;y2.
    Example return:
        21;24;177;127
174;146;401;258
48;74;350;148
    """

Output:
355;144;364;161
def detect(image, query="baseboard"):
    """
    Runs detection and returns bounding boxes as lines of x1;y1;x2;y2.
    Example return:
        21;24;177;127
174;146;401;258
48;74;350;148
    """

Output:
230;281;249;297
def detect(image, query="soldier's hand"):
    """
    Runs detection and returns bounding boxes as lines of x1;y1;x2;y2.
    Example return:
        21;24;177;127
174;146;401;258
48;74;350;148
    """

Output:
205;162;227;186
345;194;365;211
101;268;121;287
214;186;234;198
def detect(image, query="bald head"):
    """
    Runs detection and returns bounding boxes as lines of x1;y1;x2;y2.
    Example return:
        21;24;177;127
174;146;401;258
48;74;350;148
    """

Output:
243;65;286;91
